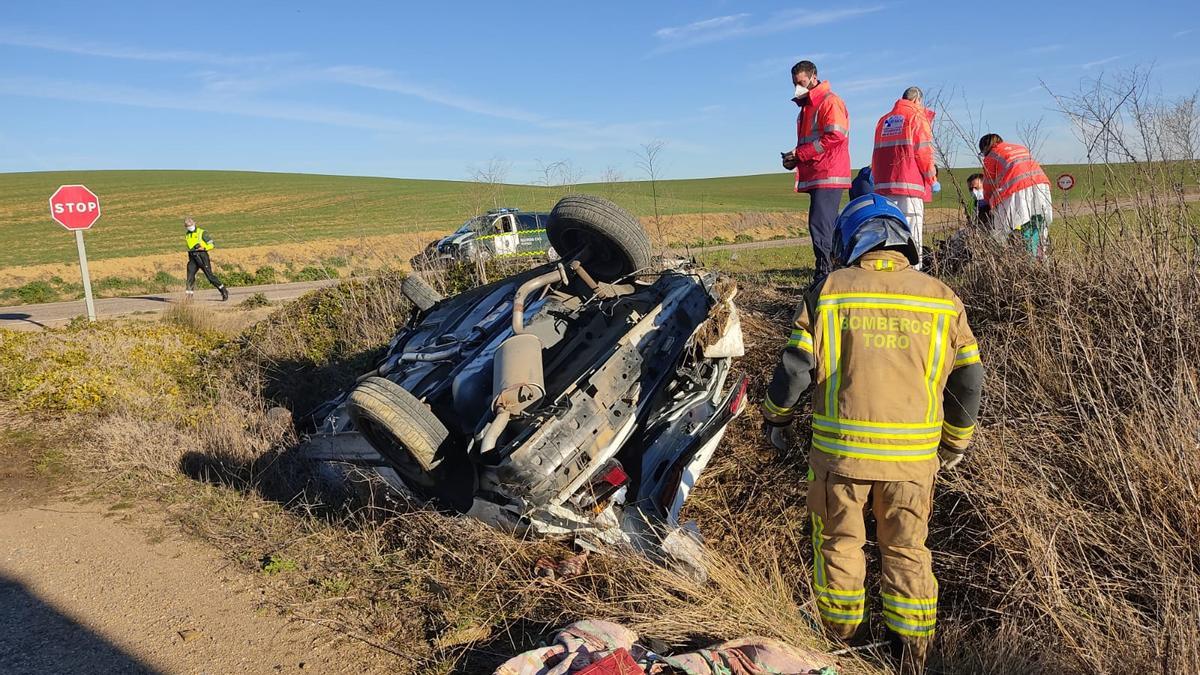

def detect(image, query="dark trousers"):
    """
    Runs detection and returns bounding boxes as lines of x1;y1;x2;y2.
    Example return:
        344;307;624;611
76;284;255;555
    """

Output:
807;188;844;280
186;251;224;291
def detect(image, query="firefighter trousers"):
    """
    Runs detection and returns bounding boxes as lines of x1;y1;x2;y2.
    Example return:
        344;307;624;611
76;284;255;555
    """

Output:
807;466;938;646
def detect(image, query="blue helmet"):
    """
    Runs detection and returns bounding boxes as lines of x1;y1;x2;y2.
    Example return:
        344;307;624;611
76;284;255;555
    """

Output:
831;194;919;267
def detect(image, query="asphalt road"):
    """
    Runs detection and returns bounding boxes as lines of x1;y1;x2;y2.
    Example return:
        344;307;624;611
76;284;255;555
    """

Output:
0;279;341;331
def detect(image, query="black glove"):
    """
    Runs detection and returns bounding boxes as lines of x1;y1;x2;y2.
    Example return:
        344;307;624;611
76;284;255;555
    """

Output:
761;420;789;452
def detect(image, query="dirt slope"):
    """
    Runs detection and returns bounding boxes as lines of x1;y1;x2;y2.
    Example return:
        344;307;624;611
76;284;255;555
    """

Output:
0;503;387;674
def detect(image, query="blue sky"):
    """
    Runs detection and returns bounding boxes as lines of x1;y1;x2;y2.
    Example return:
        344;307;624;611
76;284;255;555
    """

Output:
1;1;1196;182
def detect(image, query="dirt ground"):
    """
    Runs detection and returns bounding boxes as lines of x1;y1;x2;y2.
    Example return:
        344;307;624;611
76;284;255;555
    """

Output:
0;433;388;675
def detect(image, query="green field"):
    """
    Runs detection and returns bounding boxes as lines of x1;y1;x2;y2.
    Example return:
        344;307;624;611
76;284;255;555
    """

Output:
0;164;1188;268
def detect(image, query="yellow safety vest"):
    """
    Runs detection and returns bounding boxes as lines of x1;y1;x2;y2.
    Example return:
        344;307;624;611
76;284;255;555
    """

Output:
185;228;213;251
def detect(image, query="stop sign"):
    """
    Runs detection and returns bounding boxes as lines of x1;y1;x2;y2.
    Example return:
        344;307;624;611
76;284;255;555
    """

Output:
49;184;101;230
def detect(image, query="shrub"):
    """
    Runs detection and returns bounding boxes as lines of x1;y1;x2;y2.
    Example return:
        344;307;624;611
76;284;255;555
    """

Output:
239;293;271;310
14;280;57;304
252;266;277;285
289;266;339;282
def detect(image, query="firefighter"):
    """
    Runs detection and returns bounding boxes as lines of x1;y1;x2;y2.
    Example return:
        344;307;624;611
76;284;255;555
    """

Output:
979;134;1052;256
760;195;984;673
871;87;938;269
184;217;229;301
781;60;851;281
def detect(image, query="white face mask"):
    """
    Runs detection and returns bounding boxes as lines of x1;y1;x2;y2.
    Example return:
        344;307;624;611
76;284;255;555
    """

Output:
186;225;196;232
794;83;807;99
971;188;984;201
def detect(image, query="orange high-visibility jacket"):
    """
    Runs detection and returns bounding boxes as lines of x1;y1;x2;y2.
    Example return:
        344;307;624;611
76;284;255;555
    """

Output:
871;99;937;202
793;81;852;192
982;142;1049;208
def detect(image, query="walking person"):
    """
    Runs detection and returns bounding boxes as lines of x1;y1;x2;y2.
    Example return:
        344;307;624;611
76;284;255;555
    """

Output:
781;60;851;282
184;217;229;301
871;87;938;269
979;134;1053;256
760;195;984;673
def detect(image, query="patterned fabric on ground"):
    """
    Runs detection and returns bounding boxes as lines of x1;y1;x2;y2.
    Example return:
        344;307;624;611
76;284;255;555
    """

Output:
655;637;831;675
494;622;834;675
494;620;639;675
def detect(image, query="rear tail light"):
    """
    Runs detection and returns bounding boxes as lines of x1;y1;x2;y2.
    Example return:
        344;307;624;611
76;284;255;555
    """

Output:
729;374;750;415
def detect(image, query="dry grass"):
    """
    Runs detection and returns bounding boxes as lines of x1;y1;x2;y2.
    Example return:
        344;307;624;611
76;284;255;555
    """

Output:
6;139;1199;671
926;226;1200;672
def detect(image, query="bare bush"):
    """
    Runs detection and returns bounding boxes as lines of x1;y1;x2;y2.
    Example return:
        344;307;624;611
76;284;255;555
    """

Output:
466;158;511;214
635;140;667;249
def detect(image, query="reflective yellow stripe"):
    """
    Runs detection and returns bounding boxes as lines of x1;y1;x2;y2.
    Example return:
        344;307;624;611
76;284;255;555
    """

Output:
787;329;813;352
817;586;866;602
955;344;981;367
475;228;546;242
822;308;841;417
818;302;957;317
925;315;949;423
819;607;865;624
812;433;939;452
956;353;981;366
812;437;938;462
762;397;792;416
884;611;936;636
811;513;827;589
881;592;938;611
812;416;940;440
942;421;975;439
813;414;941;431
819;292;957;307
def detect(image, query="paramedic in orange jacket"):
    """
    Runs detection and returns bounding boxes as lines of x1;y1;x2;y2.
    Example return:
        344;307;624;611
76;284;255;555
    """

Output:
760;194;984;672
871;87;938;268
979;133;1053;256
782;60;851;281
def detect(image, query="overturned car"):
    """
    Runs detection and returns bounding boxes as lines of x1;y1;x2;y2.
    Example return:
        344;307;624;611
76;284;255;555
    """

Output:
304;195;745;561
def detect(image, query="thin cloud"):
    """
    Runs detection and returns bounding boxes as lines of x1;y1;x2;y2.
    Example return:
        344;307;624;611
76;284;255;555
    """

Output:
0;28;290;67
651;7;884;54
0;28;653;146
316;66;545;125
1173;29;1193;39
0;76;667;154
839;73;917;94
1082;55;1122;69
748;54;840;79
655;14;749;40
0;76;429;135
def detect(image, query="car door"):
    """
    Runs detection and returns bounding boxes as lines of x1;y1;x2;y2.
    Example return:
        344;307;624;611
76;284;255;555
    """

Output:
489;214;519;256
515;214;550;257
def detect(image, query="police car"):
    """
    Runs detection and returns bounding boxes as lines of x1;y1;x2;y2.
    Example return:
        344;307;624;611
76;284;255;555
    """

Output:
416;208;556;265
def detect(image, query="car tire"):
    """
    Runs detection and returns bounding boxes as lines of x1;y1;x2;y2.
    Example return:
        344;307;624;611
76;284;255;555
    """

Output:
547;194;653;282
347;377;447;493
401;274;443;312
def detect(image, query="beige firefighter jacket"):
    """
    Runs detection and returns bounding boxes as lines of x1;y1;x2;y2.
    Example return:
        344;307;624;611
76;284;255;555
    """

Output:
762;250;983;481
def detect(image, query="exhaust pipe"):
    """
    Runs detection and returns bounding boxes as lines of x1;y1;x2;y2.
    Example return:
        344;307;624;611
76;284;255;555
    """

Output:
512;264;568;334
481;268;566;454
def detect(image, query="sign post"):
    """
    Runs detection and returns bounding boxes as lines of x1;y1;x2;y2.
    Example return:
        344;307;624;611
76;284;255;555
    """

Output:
48;185;102;321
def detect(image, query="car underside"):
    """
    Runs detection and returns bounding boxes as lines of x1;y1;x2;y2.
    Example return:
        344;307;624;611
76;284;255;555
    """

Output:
299;195;745;566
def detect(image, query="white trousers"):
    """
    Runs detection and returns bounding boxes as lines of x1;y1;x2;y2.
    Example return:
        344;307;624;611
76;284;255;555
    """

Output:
891;196;924;269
